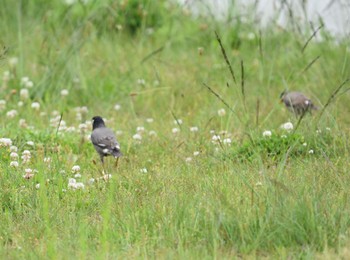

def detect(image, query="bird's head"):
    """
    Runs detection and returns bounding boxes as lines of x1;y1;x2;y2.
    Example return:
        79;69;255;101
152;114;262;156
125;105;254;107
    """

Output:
279;90;288;102
92;116;106;130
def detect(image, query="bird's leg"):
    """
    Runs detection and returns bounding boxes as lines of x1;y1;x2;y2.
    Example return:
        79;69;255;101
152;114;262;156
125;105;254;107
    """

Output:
100;156;106;176
114;156;120;168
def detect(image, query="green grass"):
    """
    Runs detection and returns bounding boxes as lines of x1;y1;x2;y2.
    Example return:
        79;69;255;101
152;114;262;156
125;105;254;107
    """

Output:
1;0;350;258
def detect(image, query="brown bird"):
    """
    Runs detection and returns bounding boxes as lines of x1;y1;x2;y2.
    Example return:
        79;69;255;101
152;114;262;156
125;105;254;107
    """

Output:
280;91;318;116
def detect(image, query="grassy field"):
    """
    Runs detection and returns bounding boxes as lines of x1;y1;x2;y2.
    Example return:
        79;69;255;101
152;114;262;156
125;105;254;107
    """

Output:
1;0;350;258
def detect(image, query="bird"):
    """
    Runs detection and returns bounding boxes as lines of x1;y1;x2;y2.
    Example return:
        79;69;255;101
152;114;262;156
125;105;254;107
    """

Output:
280;91;318;116
91;116;122;165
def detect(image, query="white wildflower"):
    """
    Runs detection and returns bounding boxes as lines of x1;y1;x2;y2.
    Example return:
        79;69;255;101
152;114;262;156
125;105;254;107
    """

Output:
262;130;272;137
218;108;226;117
223;138;232;145
71;165;80;173
140;168;148;174
0;138;12;147
114;104;121;111
61;89;69;96
25;81;33;88
19;119;28;128
172;128;180;134
136;126;145;133
308;149;314;154
35;183;40;189
2;71;10;82
10;146;18;152
302;142;307;147
18;101;24;107
6;109;18;118
174;119;183;125
137;79;146;85
74;173;82;178
31;102;40;110
280;122;294;132
8;57;18;68
88;178;95;185
212;135;221;143
26;141;34;146
149;130;157;136
20;88;29;100
10;152;18;160
190;126;199;132
133;133;142;141
146;118;154;123
10;161;19;167
185;157;193;163
193;151;200;156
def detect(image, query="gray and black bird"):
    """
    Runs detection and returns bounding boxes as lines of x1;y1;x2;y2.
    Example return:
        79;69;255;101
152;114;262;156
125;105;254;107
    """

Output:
280;91;318;116
91;116;122;164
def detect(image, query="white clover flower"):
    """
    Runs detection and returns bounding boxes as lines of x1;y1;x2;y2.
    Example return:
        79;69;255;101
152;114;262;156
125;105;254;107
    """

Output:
68;182;85;190
262;130;272;137
19;119;27;128
8;57;18;67
25;81;33;88
172;128;180;134
116;130;123;136
114;104;121;111
21;77;29;86
20;88;29;100
308;149;314;154
35;183;40;189
146;118;154;123
185;157;193;163
10;161;19;167
209;130;215;135
212;135;221;142
10;146;18;152
23;168;34;179
218;108;226;117
281;135;287;138
26;141;34;146
18;101;24;107
74;173;82;178
2;71;10;82
0;138;12;147
136;126;145;133
31;102;40;110
44;157;51;164
316;129;321;134
149;130;157;136
223;138;232;145
6;109;18;118
88;178;95;185
102;174;112;181
133;133;142;141
193;151;200;156
302;142;307;147
137;79;146;85
326;127;331;131
0;100;6;110
71;165;80;173
174;119;183;125
255;181;263;187
10;152;18;160
190;126;199;132
79;123;87;131
280;122;294;132
80;106;88;114
22;150;31;156
60;89;69;96
140;168;148;173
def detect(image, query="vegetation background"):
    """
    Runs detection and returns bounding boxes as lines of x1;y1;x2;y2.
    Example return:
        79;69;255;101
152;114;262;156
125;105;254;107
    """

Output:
0;0;350;258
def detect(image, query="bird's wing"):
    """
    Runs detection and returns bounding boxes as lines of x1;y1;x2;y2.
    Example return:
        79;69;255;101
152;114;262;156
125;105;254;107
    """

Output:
91;128;119;149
